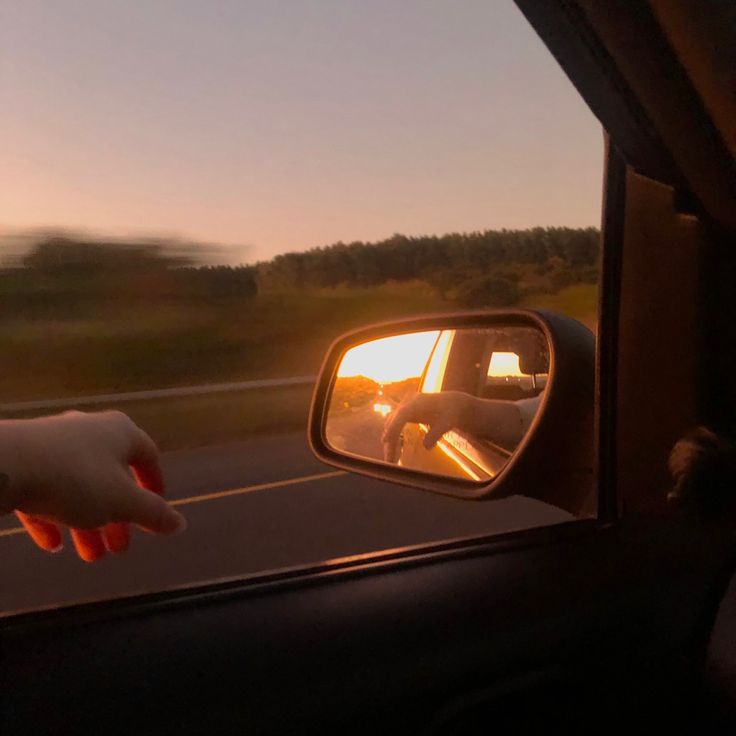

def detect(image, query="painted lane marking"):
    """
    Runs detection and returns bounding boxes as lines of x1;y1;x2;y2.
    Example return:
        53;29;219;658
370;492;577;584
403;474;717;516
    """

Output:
0;375;316;413
0;470;347;539
0;527;24;539
169;470;346;507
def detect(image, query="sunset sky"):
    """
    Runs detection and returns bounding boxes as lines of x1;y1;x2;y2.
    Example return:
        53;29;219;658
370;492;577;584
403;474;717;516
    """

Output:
337;331;440;384
1;1;602;263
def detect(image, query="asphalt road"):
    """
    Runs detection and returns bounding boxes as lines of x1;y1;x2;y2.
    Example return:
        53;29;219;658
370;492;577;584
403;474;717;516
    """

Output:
0;432;572;615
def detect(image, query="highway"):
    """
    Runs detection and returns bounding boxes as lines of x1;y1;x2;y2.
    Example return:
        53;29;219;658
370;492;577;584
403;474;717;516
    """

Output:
0;432;572;616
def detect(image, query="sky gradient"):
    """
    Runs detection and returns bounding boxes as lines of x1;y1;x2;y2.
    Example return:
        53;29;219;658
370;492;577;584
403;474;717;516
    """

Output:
1;1;603;263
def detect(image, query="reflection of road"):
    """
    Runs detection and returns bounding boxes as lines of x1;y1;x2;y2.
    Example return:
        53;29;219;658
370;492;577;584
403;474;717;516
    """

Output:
326;404;388;460
0;432;572;615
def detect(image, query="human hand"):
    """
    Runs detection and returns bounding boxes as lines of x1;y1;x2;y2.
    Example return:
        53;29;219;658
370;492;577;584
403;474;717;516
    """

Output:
1;411;185;562
381;391;471;463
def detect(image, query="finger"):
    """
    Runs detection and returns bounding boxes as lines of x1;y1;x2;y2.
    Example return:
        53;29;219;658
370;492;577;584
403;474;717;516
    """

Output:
70;528;107;563
383;411;404;460
381;411;396;443
382;408;408;446
15;511;63;552
383;402;425;460
127;427;164;495
383;395;432;441
102;522;130;554
383;440;399;464
423;422;450;449
112;478;186;535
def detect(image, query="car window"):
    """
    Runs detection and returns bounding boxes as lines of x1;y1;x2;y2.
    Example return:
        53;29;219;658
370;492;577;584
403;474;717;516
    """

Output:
0;0;602;614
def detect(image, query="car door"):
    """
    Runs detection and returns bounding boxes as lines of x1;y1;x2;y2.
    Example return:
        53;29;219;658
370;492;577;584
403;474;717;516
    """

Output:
2;2;735;734
398;327;547;480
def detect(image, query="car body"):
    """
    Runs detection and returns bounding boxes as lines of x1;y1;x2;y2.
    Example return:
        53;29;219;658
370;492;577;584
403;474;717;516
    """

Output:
399;326;550;481
2;2;735;733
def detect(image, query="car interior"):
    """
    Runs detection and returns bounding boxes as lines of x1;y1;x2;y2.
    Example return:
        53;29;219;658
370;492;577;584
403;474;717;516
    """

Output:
2;1;736;733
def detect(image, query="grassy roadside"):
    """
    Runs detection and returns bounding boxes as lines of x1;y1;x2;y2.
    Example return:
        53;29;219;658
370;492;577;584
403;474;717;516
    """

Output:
522;283;598;332
1;282;447;401
2;282;599;452
125;384;315;450
2;281;597;402
7;383;315;452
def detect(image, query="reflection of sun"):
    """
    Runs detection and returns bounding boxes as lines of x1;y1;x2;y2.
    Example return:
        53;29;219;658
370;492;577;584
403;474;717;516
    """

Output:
373;402;392;417
488;351;524;377
338;331;440;384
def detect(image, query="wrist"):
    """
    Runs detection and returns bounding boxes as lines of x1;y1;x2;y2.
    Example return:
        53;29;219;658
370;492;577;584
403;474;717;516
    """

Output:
454;392;479;432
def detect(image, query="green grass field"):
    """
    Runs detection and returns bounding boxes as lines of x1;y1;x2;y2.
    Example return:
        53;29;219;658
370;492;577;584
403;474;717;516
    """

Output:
2;280;598;450
111;384;315;451
522;283;598;332
2;281;448;401
7;384;315;452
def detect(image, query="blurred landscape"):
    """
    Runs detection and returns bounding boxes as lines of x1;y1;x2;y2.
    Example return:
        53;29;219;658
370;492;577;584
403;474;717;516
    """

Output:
1;227;599;448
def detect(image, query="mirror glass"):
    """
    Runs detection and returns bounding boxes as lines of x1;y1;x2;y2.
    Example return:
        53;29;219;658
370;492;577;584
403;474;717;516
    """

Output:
325;325;549;481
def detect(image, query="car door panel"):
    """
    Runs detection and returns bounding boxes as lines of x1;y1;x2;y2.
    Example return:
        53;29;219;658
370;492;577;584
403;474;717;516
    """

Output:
2;516;732;734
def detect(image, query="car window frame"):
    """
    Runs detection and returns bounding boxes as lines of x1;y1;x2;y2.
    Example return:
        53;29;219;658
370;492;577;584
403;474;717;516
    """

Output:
0;2;639;624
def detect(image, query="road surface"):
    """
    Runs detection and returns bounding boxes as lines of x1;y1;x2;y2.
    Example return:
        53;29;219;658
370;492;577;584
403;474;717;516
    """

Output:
0;432;571;615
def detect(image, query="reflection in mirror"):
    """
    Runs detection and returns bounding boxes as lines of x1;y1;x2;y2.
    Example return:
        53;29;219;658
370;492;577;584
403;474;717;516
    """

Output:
325;326;549;482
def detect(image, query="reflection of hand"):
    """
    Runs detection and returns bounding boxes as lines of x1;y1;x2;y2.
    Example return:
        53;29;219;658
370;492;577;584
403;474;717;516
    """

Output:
382;392;471;463
0;411;186;562
382;392;531;464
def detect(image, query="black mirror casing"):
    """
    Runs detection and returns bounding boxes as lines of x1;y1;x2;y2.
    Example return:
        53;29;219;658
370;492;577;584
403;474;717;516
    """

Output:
309;310;595;515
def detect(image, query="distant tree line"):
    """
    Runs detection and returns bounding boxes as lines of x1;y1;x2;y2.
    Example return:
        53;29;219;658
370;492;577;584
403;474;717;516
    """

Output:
0;235;257;317
255;227;600;307
0;227;599;317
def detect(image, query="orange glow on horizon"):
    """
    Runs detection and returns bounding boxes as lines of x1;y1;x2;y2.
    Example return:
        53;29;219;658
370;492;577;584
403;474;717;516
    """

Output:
337;331;440;384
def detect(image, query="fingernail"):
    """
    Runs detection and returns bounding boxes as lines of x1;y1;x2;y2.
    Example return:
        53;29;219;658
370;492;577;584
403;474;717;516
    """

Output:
80;548;106;563
164;508;187;534
50;543;64;553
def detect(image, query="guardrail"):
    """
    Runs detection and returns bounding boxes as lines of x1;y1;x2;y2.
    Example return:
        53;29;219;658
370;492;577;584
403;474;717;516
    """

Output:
0;376;317;413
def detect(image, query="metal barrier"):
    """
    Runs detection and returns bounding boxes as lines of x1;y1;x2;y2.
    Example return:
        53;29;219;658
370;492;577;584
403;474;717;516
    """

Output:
0;376;316;413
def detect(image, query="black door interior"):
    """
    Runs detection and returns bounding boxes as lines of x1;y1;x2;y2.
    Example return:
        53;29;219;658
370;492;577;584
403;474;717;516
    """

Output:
2;515;733;734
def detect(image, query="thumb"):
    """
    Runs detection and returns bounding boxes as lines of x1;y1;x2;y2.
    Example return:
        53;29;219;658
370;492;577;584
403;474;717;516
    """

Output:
423;422;450;449
113;481;187;534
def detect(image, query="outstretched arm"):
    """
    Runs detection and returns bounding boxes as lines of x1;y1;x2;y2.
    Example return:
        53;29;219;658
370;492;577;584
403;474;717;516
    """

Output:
382;391;533;463
0;411;186;562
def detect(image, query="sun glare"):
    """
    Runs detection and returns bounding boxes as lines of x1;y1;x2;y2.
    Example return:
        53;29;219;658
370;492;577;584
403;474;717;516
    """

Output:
420;330;454;394
337;331;440;384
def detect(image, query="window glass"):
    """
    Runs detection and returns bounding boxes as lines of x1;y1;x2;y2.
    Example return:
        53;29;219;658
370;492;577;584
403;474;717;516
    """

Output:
0;0;602;614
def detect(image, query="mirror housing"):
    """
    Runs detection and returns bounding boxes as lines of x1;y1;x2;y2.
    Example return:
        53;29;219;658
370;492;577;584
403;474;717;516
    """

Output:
309;310;595;515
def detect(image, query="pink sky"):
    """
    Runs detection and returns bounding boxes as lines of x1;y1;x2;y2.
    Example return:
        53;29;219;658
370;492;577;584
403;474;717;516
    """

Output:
1;1;602;263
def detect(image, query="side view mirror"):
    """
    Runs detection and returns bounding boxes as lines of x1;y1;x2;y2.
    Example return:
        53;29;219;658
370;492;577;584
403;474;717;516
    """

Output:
308;310;596;516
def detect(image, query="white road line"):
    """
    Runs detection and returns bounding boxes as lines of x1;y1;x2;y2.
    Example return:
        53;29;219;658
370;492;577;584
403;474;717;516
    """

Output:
0;527;25;539
169;470;346;507
0;470;347;539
